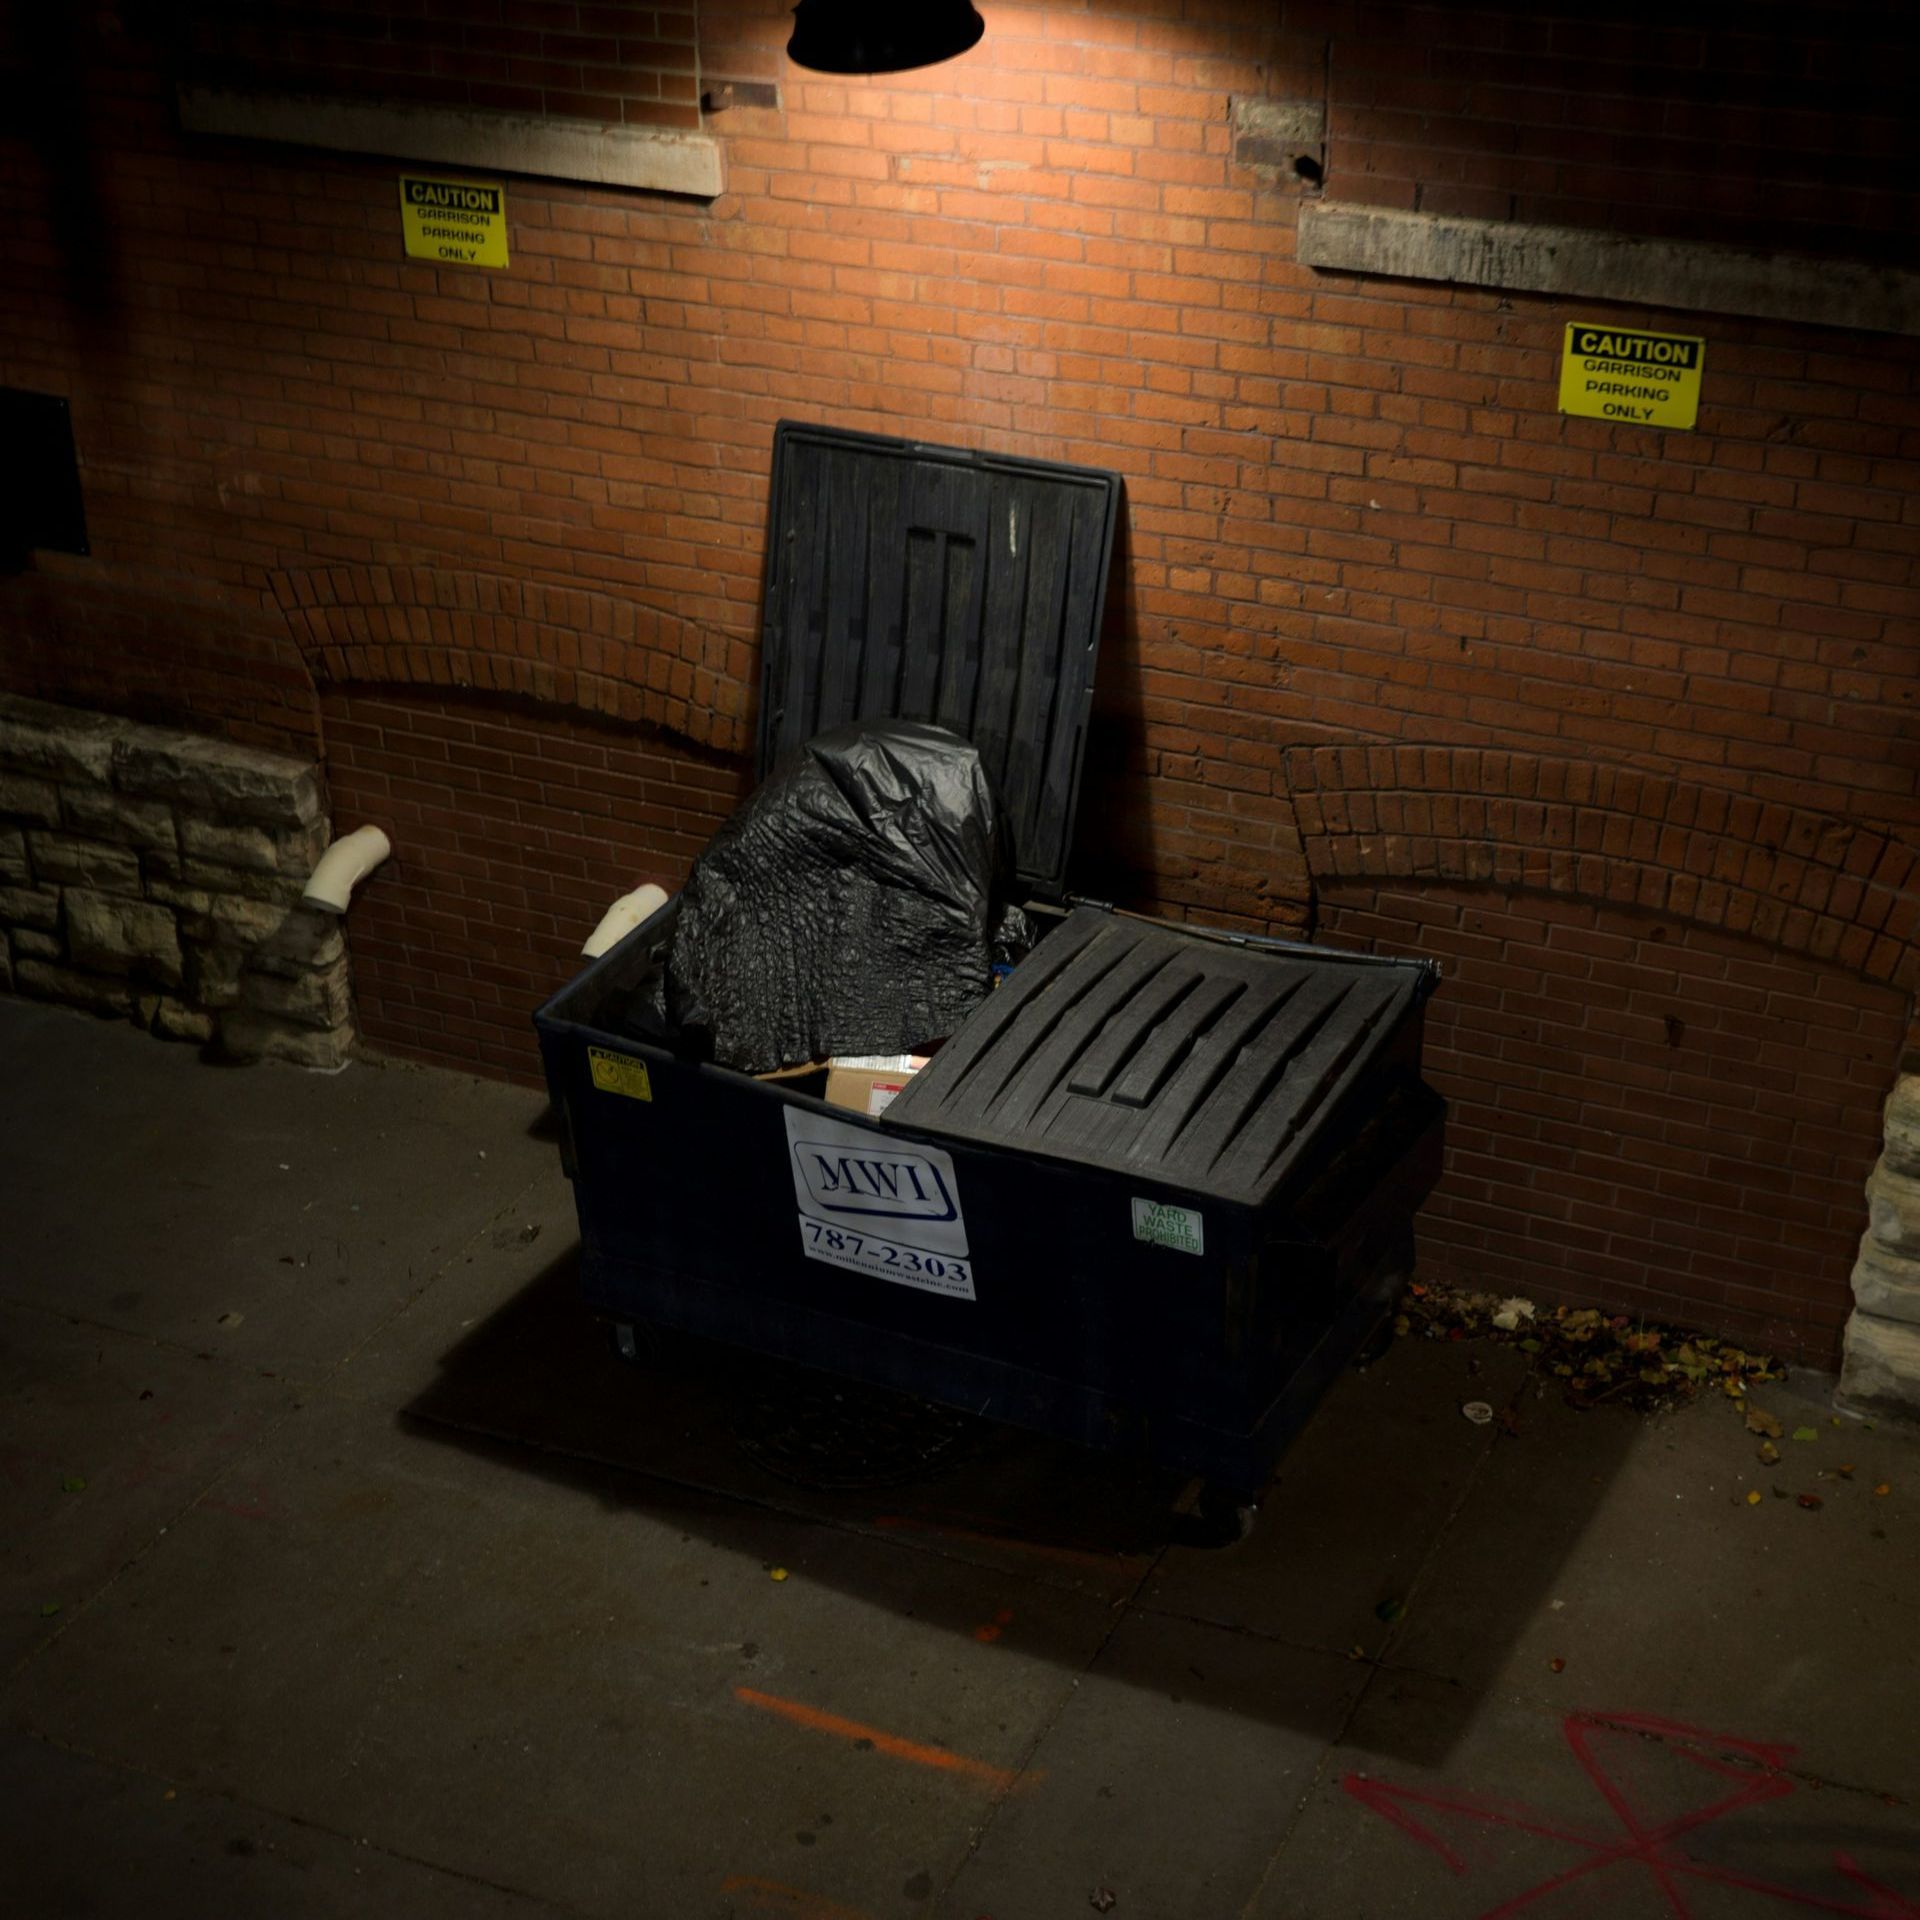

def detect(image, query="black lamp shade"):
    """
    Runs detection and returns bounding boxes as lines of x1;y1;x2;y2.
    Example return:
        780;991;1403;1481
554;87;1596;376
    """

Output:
787;0;985;75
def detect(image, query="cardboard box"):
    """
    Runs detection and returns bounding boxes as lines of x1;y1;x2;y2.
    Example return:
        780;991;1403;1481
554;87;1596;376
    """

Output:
824;1053;927;1117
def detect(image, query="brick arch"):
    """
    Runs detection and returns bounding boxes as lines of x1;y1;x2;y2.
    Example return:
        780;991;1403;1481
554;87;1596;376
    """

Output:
268;565;751;757
1284;745;1919;994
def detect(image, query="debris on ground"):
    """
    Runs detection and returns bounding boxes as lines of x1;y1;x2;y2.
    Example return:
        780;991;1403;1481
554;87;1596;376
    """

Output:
1461;1400;1494;1425
1090;1890;1118;1913
1396;1282;1785;1416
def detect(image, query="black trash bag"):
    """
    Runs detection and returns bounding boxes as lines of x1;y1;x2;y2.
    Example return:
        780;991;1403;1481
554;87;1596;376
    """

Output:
664;720;1012;1073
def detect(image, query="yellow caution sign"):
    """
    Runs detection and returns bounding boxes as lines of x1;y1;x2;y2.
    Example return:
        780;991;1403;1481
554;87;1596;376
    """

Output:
1558;323;1704;430
588;1047;652;1102
398;172;508;269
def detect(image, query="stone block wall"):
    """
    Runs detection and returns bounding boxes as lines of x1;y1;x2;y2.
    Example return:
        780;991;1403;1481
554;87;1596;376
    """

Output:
1840;1074;1920;1423
0;695;353;1068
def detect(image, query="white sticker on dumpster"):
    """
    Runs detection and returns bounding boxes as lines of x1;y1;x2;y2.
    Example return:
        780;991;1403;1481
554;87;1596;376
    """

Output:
1132;1197;1204;1255
783;1109;974;1301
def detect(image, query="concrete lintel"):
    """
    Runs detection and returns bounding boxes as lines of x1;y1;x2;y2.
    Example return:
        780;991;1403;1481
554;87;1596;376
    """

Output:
1297;201;1920;338
178;86;724;201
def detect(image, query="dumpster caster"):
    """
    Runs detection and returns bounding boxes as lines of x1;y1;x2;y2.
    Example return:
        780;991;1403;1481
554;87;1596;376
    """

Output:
609;1320;641;1365
1170;1481;1259;1549
1352;1312;1396;1370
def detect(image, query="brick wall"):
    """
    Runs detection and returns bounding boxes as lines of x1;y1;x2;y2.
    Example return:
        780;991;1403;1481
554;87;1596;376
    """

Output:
182;0;702;131
1322;3;1920;261
1318;886;1907;1362
3;0;1916;1351
320;688;742;1082
0;575;320;759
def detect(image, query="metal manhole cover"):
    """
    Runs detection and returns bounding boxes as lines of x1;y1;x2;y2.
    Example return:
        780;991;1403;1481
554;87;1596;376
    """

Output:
733;1375;977;1490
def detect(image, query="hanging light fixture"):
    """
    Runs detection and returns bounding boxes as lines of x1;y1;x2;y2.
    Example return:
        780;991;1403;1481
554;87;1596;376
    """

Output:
787;0;985;75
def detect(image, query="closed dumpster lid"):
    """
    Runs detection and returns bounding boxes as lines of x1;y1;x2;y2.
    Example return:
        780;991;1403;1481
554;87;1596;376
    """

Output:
883;908;1431;1208
758;421;1123;900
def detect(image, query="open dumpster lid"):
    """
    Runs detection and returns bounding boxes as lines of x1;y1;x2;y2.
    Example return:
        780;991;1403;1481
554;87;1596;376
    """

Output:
758;422;1123;900
884;908;1433;1208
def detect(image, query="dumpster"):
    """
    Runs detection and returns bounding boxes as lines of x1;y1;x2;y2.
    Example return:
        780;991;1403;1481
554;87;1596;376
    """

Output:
535;421;1445;1509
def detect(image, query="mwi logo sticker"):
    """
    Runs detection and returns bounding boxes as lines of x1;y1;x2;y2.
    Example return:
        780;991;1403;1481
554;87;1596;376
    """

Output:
783;1110;969;1258
793;1140;957;1222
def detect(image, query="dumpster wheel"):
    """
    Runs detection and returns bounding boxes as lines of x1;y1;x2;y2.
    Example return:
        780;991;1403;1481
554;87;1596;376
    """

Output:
1170;1478;1260;1549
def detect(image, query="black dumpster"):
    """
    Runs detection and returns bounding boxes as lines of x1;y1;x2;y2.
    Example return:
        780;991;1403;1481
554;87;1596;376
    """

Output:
534;422;1445;1507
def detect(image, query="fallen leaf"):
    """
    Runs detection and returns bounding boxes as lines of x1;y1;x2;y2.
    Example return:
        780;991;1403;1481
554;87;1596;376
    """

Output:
769;1567;789;1582
60;1475;86;1494
1745;1410;1783;1438
1745;1489;1762;1506
40;1601;61;1617
1791;1426;1819;1443
1875;1483;1891;1497
1837;1463;1855;1479
1548;1657;1566;1673
1797;1494;1823;1511
1375;1598;1406;1624
1757;1441;1780;1465
1519;1336;1542;1353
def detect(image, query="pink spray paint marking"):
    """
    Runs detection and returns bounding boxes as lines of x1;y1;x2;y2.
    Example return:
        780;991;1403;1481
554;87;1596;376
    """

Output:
1342;1710;1919;1918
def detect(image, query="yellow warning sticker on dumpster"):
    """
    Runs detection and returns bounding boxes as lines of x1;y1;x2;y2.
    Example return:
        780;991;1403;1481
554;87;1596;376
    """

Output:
1558;323;1703;430
399;173;508;268
588;1048;652;1102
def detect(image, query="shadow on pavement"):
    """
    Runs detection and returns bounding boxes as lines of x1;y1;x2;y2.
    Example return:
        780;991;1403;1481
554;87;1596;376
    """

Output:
400;1242;1647;1766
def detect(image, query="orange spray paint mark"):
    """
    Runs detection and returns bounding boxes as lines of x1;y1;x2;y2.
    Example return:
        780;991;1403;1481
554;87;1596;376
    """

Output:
716;1876;875;1920
734;1686;1027;1794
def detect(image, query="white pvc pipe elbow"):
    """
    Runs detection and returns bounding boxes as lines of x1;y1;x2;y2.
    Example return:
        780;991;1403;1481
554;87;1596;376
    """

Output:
582;882;668;959
302;824;392;913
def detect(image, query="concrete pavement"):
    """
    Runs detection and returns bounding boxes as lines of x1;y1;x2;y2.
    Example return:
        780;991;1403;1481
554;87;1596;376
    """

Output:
3;995;1916;1918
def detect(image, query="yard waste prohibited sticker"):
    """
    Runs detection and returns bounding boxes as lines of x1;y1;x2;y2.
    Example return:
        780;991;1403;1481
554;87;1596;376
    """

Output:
1558;323;1704;430
783;1109;975;1301
1131;1197;1205;1255
399;173;508;268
